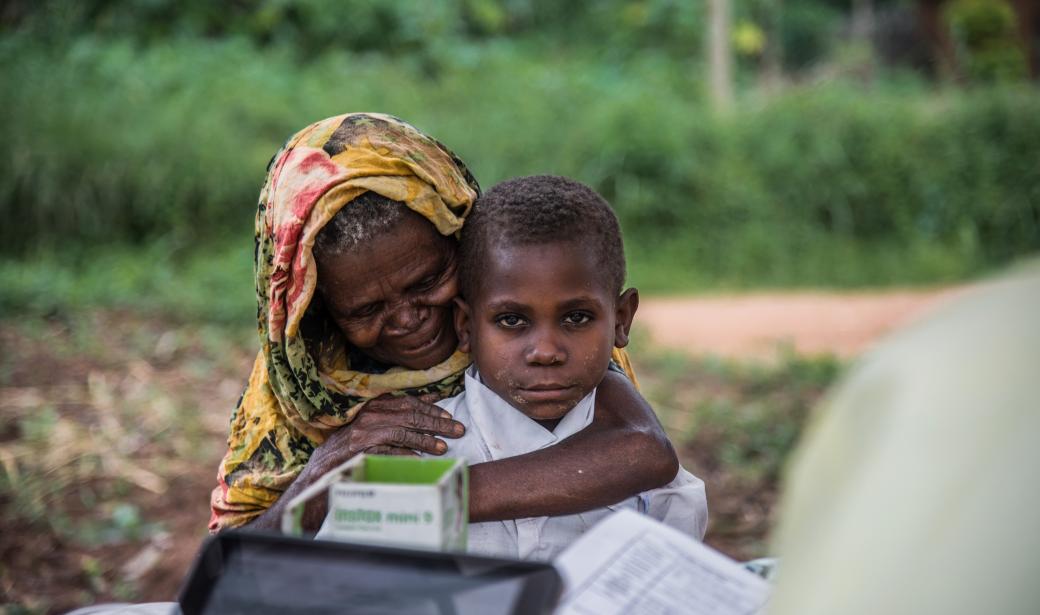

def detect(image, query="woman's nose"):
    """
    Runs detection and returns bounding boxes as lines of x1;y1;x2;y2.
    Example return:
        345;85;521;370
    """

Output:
525;333;567;366
385;302;426;333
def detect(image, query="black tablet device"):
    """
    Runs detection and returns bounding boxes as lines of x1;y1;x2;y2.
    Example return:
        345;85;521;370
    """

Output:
177;531;562;615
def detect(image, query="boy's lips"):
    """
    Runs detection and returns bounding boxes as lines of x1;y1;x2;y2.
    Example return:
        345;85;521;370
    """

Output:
516;384;577;402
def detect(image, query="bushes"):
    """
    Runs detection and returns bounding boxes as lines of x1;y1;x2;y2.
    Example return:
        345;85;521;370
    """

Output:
1;36;1038;290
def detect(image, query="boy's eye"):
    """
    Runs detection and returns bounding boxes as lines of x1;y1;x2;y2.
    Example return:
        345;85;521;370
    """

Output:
563;312;593;326
495;314;526;329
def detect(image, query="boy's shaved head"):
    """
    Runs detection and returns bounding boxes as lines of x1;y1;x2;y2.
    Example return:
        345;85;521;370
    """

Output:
459;175;626;299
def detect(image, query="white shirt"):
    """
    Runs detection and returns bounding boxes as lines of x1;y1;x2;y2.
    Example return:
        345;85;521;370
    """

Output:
432;367;708;561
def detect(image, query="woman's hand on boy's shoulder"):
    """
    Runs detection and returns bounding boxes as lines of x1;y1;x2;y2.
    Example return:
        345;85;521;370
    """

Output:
306;394;466;475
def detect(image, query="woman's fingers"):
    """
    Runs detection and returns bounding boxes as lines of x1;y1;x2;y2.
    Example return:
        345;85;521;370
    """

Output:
418;392;443;404
383;426;449;455
365;395;464;438
367;445;420;457
303;396;463;470
408;404;464;438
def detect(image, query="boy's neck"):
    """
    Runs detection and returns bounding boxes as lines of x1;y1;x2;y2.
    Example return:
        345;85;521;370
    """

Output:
534;417;563;432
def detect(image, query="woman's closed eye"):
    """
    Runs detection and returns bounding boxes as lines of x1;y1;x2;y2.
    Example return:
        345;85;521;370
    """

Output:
495;313;527;329
350;302;383;319
410;273;443;293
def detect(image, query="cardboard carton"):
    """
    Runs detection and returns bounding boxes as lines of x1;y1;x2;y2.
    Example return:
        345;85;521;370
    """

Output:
282;454;468;551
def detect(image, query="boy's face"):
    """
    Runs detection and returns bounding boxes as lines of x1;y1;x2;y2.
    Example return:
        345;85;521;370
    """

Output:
455;240;638;423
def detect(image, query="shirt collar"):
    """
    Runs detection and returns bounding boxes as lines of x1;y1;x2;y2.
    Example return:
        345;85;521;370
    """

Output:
463;366;596;461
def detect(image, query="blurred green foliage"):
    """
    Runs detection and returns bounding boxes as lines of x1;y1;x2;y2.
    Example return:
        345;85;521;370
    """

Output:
1;0;1038;301
947;0;1029;82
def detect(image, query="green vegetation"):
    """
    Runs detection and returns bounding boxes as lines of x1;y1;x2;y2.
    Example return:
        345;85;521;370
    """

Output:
1;23;1038;304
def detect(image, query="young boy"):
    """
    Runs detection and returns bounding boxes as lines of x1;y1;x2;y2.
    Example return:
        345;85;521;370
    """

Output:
440;174;707;561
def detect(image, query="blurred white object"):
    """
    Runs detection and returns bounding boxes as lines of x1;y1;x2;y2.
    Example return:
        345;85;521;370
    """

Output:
768;262;1040;615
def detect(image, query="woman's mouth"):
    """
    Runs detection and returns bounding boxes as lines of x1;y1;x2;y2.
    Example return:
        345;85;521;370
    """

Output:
401;328;439;354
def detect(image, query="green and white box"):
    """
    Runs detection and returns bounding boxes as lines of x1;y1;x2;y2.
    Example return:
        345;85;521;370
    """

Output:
282;454;468;551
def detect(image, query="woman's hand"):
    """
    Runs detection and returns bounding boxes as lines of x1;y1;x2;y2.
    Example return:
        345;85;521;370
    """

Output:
242;395;464;532
305;394;465;474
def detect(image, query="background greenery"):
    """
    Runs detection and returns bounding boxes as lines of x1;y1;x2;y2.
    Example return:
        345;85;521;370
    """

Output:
2;0;1038;323
1;0;1038;611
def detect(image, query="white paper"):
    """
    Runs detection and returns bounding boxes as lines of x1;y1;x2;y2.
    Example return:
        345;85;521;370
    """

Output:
554;509;770;615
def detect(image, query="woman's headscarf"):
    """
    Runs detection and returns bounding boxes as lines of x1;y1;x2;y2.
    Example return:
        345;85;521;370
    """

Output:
209;113;481;531
209;113;640;531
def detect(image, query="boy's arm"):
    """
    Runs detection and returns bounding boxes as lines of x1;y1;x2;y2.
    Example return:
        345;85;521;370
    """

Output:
468;370;678;522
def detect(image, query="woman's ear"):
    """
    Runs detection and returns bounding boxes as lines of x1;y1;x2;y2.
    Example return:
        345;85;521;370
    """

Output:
613;288;639;348
453;297;473;353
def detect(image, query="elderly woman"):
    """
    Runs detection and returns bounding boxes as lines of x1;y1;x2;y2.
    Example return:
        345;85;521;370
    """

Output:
210;113;677;532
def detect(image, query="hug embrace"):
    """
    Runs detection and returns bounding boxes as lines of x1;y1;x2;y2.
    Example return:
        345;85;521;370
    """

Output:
209;113;707;558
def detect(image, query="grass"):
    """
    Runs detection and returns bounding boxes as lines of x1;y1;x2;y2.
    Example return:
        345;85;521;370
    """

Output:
0;238;256;325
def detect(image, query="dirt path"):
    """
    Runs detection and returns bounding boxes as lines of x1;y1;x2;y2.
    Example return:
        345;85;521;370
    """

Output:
637;286;972;359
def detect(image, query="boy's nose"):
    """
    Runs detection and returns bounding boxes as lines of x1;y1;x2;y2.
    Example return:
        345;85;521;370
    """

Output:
525;335;567;366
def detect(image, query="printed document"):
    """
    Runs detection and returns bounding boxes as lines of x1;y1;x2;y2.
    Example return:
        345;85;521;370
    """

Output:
554;509;770;615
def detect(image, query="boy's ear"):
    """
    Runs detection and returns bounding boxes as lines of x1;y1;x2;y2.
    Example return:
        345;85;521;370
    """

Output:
453;297;473;353
613;288;639;348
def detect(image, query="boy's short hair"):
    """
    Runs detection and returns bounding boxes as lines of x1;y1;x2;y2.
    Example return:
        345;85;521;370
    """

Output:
459;175;626;299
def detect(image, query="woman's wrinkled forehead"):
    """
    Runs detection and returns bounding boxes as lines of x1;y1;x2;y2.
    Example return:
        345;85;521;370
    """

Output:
315;202;457;278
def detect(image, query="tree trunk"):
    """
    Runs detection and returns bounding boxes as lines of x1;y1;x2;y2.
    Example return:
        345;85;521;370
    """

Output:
917;0;960;81
1009;0;1037;79
762;0;783;93
708;0;734;112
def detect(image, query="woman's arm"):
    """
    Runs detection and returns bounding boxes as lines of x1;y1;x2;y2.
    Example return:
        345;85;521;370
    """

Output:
468;370;678;522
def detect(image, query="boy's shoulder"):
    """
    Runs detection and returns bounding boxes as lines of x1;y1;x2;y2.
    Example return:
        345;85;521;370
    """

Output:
435;386;469;417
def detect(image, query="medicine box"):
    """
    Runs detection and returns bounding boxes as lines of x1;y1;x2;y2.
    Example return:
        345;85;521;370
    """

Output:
282;454;467;551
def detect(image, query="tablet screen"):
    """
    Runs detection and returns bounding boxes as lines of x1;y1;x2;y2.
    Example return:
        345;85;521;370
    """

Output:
179;532;561;615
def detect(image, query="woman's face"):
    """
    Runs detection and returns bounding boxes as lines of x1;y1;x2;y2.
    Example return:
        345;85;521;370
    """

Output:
316;213;460;370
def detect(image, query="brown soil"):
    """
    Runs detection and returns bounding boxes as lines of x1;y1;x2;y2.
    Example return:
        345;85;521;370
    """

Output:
0;312;252;613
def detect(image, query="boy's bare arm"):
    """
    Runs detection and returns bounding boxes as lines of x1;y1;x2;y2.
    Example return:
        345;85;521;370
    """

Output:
468;370;678;522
